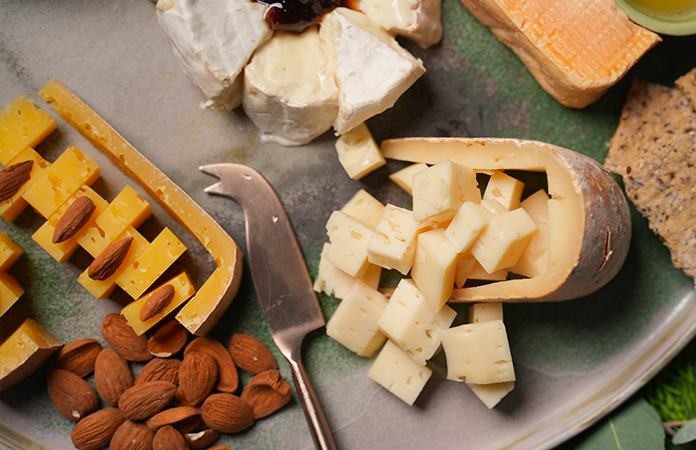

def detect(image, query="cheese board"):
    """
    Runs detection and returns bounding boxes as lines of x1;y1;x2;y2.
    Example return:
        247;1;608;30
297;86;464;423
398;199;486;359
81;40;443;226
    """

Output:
1;1;696;449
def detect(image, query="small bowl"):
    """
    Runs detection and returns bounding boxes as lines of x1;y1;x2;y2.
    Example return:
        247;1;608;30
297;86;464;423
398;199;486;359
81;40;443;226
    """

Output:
615;0;696;35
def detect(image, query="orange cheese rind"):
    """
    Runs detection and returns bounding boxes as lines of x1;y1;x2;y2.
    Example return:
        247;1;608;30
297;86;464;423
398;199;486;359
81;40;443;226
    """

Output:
381;137;631;302
38;80;243;335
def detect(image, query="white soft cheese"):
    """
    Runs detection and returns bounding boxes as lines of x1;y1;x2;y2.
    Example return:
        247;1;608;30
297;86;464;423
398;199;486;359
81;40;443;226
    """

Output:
320;8;426;135
356;0;443;49
157;0;271;109
368;339;432;406
243;27;339;146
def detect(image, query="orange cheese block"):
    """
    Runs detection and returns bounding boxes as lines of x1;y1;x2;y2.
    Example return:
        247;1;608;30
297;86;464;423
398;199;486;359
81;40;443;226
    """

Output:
0;147;52;222
0;95;56;166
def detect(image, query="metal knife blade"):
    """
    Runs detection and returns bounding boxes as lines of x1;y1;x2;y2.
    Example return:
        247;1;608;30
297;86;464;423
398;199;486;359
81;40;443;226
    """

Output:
200;163;336;450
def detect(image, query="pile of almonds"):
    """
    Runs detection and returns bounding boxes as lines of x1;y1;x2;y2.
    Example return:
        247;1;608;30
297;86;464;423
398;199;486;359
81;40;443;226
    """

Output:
46;314;291;450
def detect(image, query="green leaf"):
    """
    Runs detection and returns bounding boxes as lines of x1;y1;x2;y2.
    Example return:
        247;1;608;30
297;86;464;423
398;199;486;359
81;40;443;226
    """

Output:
673;419;696;445
576;398;665;450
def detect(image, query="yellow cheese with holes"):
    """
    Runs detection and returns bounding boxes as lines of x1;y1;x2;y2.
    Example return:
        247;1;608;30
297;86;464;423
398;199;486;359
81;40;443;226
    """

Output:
509;189;550;277
0;233;23;272
389;162;429;196
0;96;56;166
0;318;62;391
483;171;524;211
122;272;196;335
467;381;514;409
469;302;503;323
367;339;432;406
0;272;24;317
335;123;386;180
116;228;186;299
22;146;100;219
314;242;381;300
0;147;52;222
32;186;109;263
470;208;538;273
340;189;385;231
411;228;458;312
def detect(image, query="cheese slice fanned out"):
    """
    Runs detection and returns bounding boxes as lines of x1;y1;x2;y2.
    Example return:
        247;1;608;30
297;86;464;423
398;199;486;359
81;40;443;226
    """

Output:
320;8;426;135
460;0;660;108
157;0;272;110
356;0;443;49
243;27;339;146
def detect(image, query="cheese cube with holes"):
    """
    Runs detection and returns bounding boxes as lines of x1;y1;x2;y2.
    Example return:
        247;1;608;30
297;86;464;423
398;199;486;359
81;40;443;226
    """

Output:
471;208;538;273
483;171;524;211
340;189;385;231
0;147;51;222
377;278;456;365
0;95;56;166
412;228;458;311
467;381;514;409
0;272;24;317
367;204;419;275
510;189;550;277
367;339;432;406
335;123;386;180
314;242;381;300
445;202;495;253
469;302;503;323
412;159;480;227
440;319;515;384
22;147;100;219
455;251;477;288
467;260;508;281
389;163;429;195
326;280;389;357
326;211;376;278
0;234;22;272
480;198;508;215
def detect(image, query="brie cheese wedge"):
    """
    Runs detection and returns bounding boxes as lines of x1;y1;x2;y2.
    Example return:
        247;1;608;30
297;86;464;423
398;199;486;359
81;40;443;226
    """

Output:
356;0;443;49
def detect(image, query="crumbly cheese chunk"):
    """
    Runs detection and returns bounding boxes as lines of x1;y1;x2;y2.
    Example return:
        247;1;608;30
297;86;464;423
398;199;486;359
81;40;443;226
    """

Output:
411;228;457;312
482;171;524;211
335;123;386;179
368;339;432;406
367;204;419;275
326;210;377;277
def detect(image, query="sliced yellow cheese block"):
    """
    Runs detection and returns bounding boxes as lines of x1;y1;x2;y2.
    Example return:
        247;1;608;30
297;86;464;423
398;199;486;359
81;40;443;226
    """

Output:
0;95;56;166
0;318;62;391
39;81;243;336
460;0;661;107
0;233;23;272
0;147;52;222
0;272;24;317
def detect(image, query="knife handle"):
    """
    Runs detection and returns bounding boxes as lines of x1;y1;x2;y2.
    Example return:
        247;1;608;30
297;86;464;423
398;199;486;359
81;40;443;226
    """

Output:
289;357;338;450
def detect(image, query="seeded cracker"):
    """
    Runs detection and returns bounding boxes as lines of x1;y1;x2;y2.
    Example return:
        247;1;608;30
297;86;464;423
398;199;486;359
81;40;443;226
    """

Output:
676;68;696;109
605;76;696;286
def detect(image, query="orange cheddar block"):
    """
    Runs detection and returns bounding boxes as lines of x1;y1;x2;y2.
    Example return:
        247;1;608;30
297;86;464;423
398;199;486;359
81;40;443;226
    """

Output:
122;272;196;336
22;146;100;219
0;95;56;166
0;272;24;317
0;147;51;222
32;186;109;263
460;0;661;107
0;233;23;272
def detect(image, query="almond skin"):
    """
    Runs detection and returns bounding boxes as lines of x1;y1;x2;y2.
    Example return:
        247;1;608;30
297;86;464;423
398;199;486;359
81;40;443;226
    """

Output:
146;405;200;431
52;196;96;243
153;425;188;450
118;380;176;421
241;369;292;419
228;333;278;375
0;160;33;202
136;357;181;386
110;420;154;450
46;369;98;421
148;320;189;357
185;336;238;393
179;351;218;406
101;313;152;362
50;338;102;377
140;284;176;321
201;393;254;434
94;348;134;407
88;236;133;280
185;429;220;449
71;407;125;450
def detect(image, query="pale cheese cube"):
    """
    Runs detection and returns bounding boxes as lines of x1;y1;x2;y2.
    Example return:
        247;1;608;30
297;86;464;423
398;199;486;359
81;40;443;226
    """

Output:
440;320;515;384
336;123;386;179
368;340;432;406
326;211;376;277
470;208;538;273
326;280;388;357
509;190;550;277
480;198;508;216
314;242;381;300
467;382;514;409
378;279;456;365
467;260;508;281
340;189;385;231
445;202;494;253
389;163;429;196
454;252;477;288
367;204;419;275
469;303;503;323
411;228;457;312
483;171;524;211
520;189;550;224
412;159;480;227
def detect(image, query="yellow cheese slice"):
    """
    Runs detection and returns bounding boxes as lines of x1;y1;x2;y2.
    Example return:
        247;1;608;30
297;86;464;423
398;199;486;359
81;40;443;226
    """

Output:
0;95;56;166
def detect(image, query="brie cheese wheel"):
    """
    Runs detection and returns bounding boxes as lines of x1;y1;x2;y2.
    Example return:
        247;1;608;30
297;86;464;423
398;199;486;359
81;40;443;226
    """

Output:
243;27;340;146
357;0;443;49
157;0;272;110
320;8;426;135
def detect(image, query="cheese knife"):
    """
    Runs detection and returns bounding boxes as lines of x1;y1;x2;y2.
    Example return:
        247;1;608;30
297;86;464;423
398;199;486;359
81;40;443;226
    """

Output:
200;163;337;450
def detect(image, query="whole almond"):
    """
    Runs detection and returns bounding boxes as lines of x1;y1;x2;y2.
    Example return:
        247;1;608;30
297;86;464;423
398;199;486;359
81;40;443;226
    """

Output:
118;380;176;421
110;420;154;450
201;393;254;434
148;320;189;357
185;337;238;393
46;369;98;421
52;196;96;243
88;236;133;280
241;369;292;419
0;160;33;202
228;333;278;375
136;357;181;386
153;425;188;450
146;405;200;431
176;385;194;407
179;352;218;406
50;338;102;377
101;313;152;362
71;407;125;450
185;429;220;449
94;348;134;406
140;284;175;322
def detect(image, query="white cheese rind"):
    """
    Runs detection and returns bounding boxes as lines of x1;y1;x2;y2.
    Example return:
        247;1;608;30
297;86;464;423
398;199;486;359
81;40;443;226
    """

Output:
367;339;433;406
356;0;443;49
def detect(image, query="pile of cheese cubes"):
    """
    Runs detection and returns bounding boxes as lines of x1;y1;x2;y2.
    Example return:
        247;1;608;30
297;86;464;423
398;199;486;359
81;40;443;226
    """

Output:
315;159;550;408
